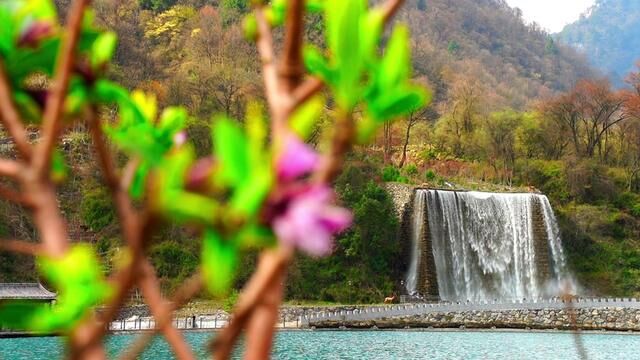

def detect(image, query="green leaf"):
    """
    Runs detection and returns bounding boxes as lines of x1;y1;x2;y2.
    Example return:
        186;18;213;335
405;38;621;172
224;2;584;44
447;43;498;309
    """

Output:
154;148;220;224
236;223;276;249
359;9;384;61
230;167;272;216
0;301;47;331
242;14;258;41
13;91;42;123
212;117;250;187
202;228;238;297
0;7;15;56
65;79;88;115
158;107;187;136
92;80;130;104
373;86;429;121
325;0;365;108
303;45;333;82
129;163;150;199
290;96;324;140
51;149;67;184
379;25;410;90
131;90;157;122
31;245;112;332
90;31;117;69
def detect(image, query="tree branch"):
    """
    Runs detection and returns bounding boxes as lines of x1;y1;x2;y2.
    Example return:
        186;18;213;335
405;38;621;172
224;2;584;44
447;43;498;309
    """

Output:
137;260;195;360
255;7;284;132
0;159;23;179
289;77;324;112
0;239;42;255
381;0;405;23
119;272;203;360
33;0;90;176
0;63;32;159
211;246;293;359
280;0;305;92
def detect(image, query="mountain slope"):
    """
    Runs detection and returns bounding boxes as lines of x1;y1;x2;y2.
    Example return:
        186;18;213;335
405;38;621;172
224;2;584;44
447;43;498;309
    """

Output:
559;0;640;85
403;0;593;111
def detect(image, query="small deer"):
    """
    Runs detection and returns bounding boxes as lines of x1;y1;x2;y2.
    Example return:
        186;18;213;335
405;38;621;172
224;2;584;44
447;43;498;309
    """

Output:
384;295;397;304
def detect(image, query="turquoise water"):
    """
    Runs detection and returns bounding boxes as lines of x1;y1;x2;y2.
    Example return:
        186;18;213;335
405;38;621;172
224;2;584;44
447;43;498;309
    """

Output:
0;330;639;359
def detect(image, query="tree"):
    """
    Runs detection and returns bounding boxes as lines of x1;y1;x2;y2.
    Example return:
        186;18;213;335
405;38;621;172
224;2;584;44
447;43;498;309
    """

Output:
541;79;628;159
482;110;520;185
399;108;428;168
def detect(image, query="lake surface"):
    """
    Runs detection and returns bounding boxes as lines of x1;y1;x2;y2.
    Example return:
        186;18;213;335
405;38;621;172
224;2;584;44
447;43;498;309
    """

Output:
0;330;639;359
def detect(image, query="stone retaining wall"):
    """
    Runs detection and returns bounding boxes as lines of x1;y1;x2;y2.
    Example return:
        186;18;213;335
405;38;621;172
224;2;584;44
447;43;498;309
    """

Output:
310;307;640;331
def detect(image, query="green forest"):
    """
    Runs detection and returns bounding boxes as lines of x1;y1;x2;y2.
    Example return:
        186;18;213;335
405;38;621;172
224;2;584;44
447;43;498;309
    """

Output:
2;0;640;303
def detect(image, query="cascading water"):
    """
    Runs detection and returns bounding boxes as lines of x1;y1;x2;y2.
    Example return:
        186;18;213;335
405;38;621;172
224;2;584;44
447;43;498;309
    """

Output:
405;189;575;301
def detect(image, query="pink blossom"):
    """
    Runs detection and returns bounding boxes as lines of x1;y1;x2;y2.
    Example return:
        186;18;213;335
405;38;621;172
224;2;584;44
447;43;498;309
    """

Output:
273;186;352;257
18;21;55;48
173;131;188;146
276;134;319;181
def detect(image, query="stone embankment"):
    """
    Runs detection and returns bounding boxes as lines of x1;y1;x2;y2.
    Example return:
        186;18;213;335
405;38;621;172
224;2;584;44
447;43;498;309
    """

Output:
309;307;640;331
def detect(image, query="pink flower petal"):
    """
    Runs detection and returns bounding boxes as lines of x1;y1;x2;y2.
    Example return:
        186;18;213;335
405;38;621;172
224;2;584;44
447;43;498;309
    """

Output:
277;135;319;181
272;185;351;257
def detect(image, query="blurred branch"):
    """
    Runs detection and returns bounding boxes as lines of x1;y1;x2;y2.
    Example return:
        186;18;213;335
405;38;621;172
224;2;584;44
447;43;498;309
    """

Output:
137;260;195;360
0;239;42;255
211;246;293;359
0;159;22;179
289;77;324;113
33;0;90;176
381;0;405;23
0;64;32;159
254;8;281;128
280;0;305;92
120;272;203;360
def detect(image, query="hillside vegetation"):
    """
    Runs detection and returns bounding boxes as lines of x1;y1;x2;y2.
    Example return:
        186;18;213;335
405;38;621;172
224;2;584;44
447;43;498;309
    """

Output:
2;0;633;301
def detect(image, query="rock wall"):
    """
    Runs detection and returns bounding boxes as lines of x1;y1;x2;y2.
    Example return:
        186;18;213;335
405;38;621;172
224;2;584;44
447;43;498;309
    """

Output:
531;196;551;286
311;307;640;331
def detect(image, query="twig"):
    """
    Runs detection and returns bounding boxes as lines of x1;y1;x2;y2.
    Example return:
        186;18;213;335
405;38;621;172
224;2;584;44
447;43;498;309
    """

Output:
288;77;324;113
119;272;203;360
280;0;306;92
243;269;286;360
0;185;30;205
381;0;405;23
137;260;195;360
254;8;282;126
33;0;90;176
211;246;293;359
0;159;22;179
0;239;42;255
314;110;355;183
0;63;31;159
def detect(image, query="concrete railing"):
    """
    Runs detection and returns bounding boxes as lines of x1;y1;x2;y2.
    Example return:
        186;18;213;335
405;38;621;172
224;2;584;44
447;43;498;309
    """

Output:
302;298;640;326
108;315;304;331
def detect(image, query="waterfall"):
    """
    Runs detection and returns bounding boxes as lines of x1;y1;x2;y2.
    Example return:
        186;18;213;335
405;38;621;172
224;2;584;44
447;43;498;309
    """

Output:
405;189;575;301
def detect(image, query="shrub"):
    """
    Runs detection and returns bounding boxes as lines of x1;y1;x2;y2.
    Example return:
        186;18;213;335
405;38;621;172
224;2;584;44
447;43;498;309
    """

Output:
425;169;437;181
81;187;115;232
382;166;401;182
150;242;198;279
404;164;418;177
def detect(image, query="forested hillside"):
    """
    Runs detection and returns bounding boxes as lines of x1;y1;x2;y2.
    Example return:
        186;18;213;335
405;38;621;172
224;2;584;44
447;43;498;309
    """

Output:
4;0;629;301
560;0;640;85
